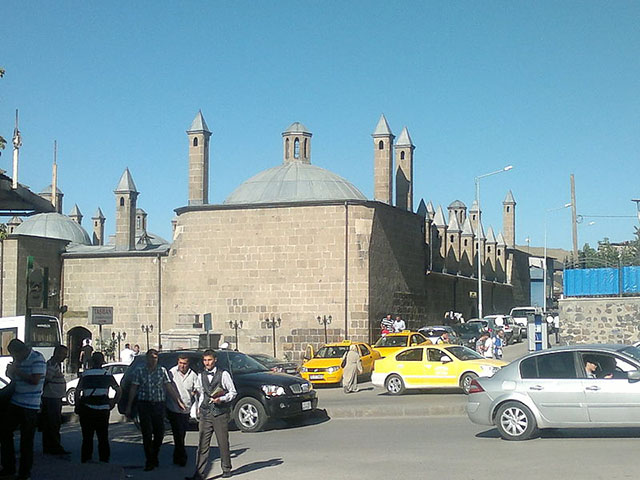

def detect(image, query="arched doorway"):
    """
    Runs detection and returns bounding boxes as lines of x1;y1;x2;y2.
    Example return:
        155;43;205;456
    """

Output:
68;326;91;373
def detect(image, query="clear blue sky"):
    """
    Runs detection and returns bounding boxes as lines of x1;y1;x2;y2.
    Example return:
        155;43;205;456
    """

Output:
2;1;639;251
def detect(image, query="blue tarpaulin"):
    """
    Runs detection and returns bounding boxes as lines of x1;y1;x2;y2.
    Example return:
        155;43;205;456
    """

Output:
564;266;640;296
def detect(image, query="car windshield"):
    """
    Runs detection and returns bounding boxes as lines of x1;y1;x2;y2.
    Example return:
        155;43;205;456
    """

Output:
421;329;446;337
445;345;484;361
250;354;279;367
618;345;640;363
374;336;408;347
315;346;349;358
511;309;533;317
454;324;483;335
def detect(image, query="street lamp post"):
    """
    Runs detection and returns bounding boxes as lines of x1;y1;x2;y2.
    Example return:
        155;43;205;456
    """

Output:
112;331;126;361
229;320;243;351
543;203;572;312
265;317;281;357
475;165;513;319
317;315;332;344
141;324;153;351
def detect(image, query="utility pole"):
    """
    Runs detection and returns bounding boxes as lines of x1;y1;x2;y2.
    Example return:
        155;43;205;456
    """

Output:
570;174;578;258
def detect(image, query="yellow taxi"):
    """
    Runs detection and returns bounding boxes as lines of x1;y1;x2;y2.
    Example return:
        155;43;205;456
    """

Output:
371;343;506;394
371;331;432;357
300;340;381;385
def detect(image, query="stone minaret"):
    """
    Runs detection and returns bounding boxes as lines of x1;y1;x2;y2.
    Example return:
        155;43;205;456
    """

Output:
394;127;415;211
187;110;212;206
114;168;138;251
503;190;516;248
7;216;22;234
282;122;312;164
372;114;394;205
136;208;148;234
69;204;83;225
92;208;105;246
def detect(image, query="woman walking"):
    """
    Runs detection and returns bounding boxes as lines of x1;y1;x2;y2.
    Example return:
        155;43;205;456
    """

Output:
75;352;121;463
342;344;363;394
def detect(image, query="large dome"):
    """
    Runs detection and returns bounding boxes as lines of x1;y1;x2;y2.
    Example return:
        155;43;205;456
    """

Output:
14;212;92;245
224;162;367;205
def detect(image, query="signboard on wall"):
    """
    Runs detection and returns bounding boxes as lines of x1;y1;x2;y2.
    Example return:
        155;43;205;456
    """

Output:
89;306;113;325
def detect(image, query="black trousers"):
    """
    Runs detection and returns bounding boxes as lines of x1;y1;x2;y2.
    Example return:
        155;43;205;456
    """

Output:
0;403;38;478
79;406;110;463
138;401;165;467
41;396;64;453
195;411;231;478
167;409;190;465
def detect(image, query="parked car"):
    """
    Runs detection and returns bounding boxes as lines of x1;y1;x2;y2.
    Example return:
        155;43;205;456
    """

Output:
248;353;299;376
418;325;461;345
509;306;543;337
118;349;317;432
300;340;381;385
371;331;431;357
64;362;129;405
372;344;506;395
482;315;523;344
452;323;485;350
466;344;640;440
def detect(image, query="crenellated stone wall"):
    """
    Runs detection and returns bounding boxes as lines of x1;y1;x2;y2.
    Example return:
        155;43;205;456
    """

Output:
559;297;640;344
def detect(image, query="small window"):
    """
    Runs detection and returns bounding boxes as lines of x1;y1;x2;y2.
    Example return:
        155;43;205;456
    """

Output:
506;206;510;213
378;140;384;150
120;197;125;207
400;151;405;160
193;137;198;147
396;348;423;362
294;138;300;158
497;249;502;256
285;138;290;159
450;235;454;242
304;138;308;157
487;246;491;253
464;239;468;247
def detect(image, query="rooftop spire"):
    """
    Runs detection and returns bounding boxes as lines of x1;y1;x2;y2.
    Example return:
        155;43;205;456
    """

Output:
372;114;393;137
114;168;138;193
395;126;414;147
187;110;211;134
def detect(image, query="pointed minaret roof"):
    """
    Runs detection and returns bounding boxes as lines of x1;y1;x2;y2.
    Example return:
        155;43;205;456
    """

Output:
447;211;461;232
486;226;497;244
395;127;414;147
372;114;393;137
283;122;311;134
187;110;210;133
8;216;22;225
469;199;480;213
114;168;138;193
433;206;447;227
426;201;435;215
503;190;516;204
476;221;486;240
69;204;82;217
92;207;105;220
417;199;427;218
461;217;475;236
496;232;507;246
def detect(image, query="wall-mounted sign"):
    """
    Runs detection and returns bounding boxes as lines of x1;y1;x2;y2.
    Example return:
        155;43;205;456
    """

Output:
89;306;114;325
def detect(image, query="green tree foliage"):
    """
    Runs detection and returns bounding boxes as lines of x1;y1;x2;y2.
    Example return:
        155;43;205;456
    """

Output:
569;230;640;268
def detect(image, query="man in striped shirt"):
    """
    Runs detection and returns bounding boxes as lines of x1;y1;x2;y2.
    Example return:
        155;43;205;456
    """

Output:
0;339;46;480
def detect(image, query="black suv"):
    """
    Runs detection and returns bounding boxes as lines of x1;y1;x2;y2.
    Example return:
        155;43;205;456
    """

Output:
118;349;317;432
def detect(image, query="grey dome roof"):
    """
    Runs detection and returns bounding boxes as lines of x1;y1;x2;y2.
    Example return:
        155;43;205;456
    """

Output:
224;162;367;205
14;213;92;245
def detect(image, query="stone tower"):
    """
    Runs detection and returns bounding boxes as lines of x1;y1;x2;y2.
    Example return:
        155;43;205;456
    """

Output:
503;190;516;248
114;168;138;251
136;208;148;234
39;185;64;213
448;200;467;225
187;110;212;206
372;114;394;205
282;122;312;164
92;208;105;246
7;216;22;234
69;204;83;225
394;127;415;211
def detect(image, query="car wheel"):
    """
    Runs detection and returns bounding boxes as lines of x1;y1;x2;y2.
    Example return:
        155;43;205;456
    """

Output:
233;397;267;433
66;387;76;406
384;374;405;395
495;401;538;441
460;372;478;394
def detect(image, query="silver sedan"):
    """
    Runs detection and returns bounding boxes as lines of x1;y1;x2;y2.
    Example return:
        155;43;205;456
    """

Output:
466;344;640;440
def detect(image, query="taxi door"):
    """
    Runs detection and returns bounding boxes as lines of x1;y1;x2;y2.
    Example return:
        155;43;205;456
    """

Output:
422;347;457;387
357;344;375;374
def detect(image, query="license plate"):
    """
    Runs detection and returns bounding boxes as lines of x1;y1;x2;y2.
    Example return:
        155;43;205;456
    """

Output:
310;374;324;380
301;401;312;411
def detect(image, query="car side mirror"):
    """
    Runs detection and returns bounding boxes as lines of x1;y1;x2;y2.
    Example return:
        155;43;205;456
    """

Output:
441;355;452;363
627;370;640;382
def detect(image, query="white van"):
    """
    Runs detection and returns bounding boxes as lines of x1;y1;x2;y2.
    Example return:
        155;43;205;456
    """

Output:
509;306;542;331
0;314;62;383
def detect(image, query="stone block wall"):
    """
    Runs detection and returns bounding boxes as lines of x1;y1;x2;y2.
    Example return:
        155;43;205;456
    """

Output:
559;297;640;344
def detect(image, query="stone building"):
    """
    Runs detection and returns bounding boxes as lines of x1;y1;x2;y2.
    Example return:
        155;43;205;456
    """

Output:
1;113;527;364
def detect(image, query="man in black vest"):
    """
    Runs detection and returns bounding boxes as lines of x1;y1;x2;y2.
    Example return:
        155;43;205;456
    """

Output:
186;349;237;480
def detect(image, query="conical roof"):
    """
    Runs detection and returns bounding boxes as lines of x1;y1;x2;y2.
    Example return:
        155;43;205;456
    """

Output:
372;114;393;137
8;216;22;225
476;221;486;240
417;199;427;218
92;207;105;220
503;190;516;204
496;232;506;245
486;226;497;243
69;204;82;217
395;127;414;147
426;201;435;215
433;206;447;228
187;110;210;133
447;212;461;232
114;168;138;193
461;217;474;236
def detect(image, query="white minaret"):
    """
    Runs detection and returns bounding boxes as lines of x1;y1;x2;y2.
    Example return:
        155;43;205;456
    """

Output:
12;109;21;189
52;140;58;211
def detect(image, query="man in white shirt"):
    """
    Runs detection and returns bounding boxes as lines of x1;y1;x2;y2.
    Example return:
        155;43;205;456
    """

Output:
392;316;406;333
120;344;136;365
167;355;198;467
187;350;237;480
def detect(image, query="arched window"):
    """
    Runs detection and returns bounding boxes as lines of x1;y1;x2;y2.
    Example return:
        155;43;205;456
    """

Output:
378;140;384;150
506;206;510;213
401;151;405;160
487;246;492;253
498;249;502;256
450;235;454;242
285;138;290;159
136;217;142;229
193;137;198;147
120;197;125;207
94;221;98;227
464;239;468;247
304;138;308;158
294;138;300;158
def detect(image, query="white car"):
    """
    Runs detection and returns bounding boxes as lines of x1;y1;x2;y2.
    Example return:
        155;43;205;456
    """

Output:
64;362;129;405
